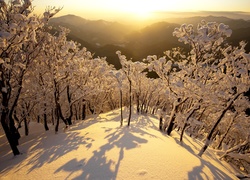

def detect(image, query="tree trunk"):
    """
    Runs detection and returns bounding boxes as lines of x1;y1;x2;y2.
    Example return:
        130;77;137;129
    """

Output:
166;117;176;135
198;109;228;157
165;98;188;135
0;65;25;156
43;103;49;131
1;87;21;155
57;103;68;125
66;118;72;126
89;103;95;114
9;113;21;146
136;94;140;114
73;104;78;120
127;78;132;127
55;107;60;133
217;112;237;149
51;109;54;125
180;105;200;142
53;80;68;132
44;113;49;131
66;85;73;125
1;109;20;155
198;93;242;157
164;104;177;134
66;102;73;125
159;116;163;131
120;89;123;126
82;103;86;120
24;117;29;136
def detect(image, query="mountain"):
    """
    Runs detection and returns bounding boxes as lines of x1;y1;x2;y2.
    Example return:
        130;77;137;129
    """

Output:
160;11;250;21
165;16;250;29
48;15;187;68
48;14;250;69
124;22;187;60
94;44;133;69
49;14;132;46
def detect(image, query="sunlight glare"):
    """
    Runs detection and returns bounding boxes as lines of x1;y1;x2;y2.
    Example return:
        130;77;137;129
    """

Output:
115;1;154;19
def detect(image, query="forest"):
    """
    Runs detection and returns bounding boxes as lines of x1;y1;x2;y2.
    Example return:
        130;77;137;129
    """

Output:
0;0;249;174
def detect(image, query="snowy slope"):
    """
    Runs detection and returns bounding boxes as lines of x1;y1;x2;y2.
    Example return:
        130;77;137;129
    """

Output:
0;109;238;180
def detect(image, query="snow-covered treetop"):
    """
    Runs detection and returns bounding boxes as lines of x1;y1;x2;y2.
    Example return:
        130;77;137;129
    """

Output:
173;21;233;65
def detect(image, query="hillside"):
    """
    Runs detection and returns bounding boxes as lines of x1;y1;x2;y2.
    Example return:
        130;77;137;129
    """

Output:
124;22;186;60
0;109;239;180
48;14;250;69
49;14;131;46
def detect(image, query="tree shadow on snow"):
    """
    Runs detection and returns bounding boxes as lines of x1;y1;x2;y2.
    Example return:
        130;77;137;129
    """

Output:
54;114;157;180
0;126;93;176
188;157;235;180
172;132;234;178
29;131;92;174
135;114;159;131
0;111;116;176
171;132;235;180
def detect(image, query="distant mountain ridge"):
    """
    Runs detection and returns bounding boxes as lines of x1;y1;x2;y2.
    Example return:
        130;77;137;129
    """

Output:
49;14;250;69
165;15;250;29
159;11;250;21
49;14;131;46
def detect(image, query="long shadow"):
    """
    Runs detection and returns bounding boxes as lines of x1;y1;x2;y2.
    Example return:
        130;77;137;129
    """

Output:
54;158;86;179
53;113;236;180
171;132;237;180
2;111;235;179
172;133;197;155
173;132;236;177
54;116;154;180
0;123;95;176
17;131;92;174
0;130;50;174
40;133;90;170
188;157;235;180
0;111;123;176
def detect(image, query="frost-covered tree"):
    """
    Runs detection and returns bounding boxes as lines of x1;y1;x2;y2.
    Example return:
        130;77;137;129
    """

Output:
143;20;249;163
41;26;96;132
116;51;148;126
116;51;133;126
0;0;60;155
172;21;250;156
110;70;124;125
130;62;148;114
147;50;192;135
85;58;116;114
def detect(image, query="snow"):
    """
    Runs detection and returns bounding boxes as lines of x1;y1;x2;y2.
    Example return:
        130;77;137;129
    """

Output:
0;109;238;180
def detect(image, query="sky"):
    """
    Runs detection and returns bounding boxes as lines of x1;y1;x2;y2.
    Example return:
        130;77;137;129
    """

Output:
33;0;250;23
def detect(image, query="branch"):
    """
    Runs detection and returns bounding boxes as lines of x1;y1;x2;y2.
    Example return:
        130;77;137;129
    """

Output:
220;136;250;159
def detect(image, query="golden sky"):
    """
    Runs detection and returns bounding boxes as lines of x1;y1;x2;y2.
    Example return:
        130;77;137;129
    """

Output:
33;0;250;22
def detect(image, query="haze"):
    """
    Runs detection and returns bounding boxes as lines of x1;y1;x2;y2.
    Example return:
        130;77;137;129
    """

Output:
33;0;250;27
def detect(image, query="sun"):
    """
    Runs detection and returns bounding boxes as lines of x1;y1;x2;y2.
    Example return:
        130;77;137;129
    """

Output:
131;8;152;19
114;1;154;19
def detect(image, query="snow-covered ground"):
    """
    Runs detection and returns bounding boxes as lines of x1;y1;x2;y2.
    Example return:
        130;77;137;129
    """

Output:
0;109;238;180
